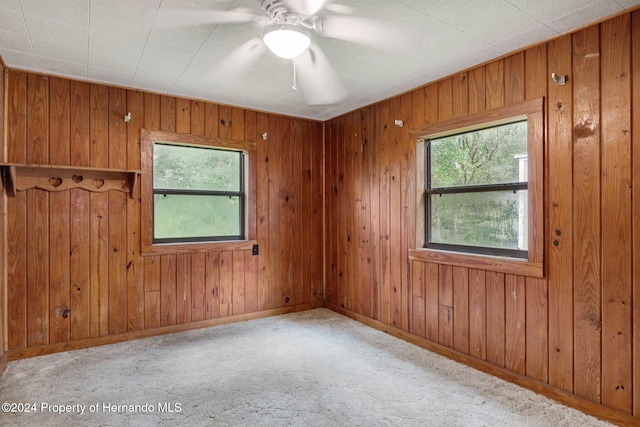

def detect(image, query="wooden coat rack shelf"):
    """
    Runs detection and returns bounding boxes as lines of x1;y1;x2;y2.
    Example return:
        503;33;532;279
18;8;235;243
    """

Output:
0;163;141;198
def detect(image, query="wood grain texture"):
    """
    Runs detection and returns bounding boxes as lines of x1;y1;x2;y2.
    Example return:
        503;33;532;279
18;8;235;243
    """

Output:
4;69;323;358
572;24;602;403
0;60;4;358
547;34;574;393
3;8;640;425
632;10;640;418
600;15;632;414
325;12;638;423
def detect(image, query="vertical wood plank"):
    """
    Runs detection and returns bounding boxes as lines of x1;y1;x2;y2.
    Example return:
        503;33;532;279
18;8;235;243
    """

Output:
525;277;549;382
176;254;192;324
126;89;144;332
190;253;206;322
108;87;127;335
438;264;453;347
231;107;244;141
220;250;234;316
631;10;640;418
468;268;486;360
424;262;439;341
485;60;505;109
232;251;245;315
468;67;486;114
5;77;28;360
411;261;426;338
378;101;391;325
160;255;177;326
69;80;91;341
290;119;303;306
160;95;176;133
0;62;4;356
505;52;525;104
89;84;109;337
547;33;574;393
486;271;505;367
48;77;70;344
399;92;413;332
205;252;220;319
204;103;219;138
144;257;160;329
505;274;526;375
142;93;161;329
256;112;270;311
268;115;282;309
218;105;232;139
600;15;632;413
452;73;469;118
26;74;49;347
310;120;324;304
190;100;205;136
244;251;258;313
524;41;550;387
277;116;291;307
175;98;190;133
360;108;375;316
453;266;469;354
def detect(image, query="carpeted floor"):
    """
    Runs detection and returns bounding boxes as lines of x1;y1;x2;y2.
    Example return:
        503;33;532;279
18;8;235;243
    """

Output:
0;308;611;426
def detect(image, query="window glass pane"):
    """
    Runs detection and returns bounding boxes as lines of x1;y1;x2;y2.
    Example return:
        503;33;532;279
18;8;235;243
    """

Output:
154;143;241;191
154;194;241;239
430;121;527;188
430;190;528;250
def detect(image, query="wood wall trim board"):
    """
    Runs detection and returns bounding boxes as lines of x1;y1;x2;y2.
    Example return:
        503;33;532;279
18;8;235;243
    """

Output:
8;302;322;361
140;239;258;256
325;303;639;427
140;128;257;152
409;248;544;278
409;97;543;139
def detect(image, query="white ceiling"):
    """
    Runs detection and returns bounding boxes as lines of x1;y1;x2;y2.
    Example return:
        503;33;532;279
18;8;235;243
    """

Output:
1;0;639;121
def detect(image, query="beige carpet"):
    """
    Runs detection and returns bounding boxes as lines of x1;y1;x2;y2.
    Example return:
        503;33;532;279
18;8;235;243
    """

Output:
0;308;611;426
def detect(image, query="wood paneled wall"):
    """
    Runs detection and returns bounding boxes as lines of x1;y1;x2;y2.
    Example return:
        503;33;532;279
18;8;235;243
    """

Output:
0;58;7;370
3;70;323;357
325;11;640;424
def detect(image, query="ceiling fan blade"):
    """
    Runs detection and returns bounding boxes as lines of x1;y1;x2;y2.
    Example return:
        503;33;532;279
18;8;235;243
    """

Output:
282;0;328;17
155;8;261;27
313;15;424;52
295;44;347;105
210;37;267;86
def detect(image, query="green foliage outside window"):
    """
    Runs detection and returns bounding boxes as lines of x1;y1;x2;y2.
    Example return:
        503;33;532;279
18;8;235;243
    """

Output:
428;121;528;254
153;143;244;242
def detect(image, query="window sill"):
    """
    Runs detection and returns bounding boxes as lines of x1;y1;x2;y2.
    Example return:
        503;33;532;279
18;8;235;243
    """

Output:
141;239;257;256
409;248;543;278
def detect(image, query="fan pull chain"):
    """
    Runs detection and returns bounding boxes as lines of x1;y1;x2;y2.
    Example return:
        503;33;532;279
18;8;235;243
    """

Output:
292;59;298;92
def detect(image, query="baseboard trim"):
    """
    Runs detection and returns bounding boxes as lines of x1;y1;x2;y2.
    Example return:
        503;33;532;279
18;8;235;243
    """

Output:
324;302;638;427
8;302;323;361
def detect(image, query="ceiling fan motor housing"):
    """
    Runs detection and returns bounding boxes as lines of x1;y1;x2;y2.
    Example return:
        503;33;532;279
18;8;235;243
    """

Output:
262;0;290;22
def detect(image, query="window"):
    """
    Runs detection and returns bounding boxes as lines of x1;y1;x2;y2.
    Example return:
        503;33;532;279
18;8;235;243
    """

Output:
409;98;544;277
140;129;257;255
426;120;528;258
153;143;245;243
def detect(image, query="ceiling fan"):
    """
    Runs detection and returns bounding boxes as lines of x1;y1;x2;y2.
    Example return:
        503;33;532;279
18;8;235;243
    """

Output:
159;0;425;105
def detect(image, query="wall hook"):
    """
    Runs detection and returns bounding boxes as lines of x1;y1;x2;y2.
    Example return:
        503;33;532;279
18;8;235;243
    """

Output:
551;73;567;86
394;119;404;127
262;132;268;140
124;112;132;123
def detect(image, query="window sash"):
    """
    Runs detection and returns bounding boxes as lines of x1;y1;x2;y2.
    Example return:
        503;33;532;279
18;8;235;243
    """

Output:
152;145;246;244
424;119;529;257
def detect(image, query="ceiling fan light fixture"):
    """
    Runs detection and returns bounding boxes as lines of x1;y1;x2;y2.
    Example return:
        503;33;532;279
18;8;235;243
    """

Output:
263;24;311;59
